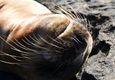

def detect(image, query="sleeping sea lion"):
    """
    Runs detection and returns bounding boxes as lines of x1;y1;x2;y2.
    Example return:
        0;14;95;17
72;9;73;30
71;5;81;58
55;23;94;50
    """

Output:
0;0;93;80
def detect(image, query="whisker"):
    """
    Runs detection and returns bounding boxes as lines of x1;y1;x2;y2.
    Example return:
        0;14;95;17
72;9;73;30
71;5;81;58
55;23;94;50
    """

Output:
75;11;88;28
81;14;88;28
12;38;38;53
73;36;83;44
46;35;64;46
28;35;53;51
74;11;84;23
14;39;27;49
36;35;62;53
21;53;33;60
72;36;81;49
75;11;87;27
25;35;62;53
23;36;37;46
37;34;64;50
0;36;23;53
58;6;74;19
10;47;33;60
32;34;44;45
0;43;31;60
87;20;91;30
32;34;62;53
0;36;39;56
62;0;88;28
0;51;21;62
63;0;77;18
0;60;19;65
12;48;31;56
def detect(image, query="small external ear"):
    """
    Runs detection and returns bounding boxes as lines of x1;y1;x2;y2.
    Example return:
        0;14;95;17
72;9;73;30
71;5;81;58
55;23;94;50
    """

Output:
57;20;74;39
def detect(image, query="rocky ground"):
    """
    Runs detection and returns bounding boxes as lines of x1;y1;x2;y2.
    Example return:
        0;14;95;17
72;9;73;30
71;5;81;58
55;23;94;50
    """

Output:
38;0;115;80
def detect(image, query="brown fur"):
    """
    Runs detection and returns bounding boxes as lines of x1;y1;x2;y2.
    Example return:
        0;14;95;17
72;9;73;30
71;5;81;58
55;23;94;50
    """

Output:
0;0;93;80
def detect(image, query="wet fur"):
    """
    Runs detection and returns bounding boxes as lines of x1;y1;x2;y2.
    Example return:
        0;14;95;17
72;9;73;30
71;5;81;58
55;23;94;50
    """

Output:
0;0;93;80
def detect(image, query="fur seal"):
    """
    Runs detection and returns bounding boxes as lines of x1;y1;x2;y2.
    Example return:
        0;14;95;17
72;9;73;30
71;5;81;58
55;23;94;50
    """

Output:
0;0;93;80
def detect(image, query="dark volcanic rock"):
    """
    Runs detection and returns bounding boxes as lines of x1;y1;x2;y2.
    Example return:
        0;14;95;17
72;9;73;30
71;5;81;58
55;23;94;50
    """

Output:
77;0;115;80
81;71;97;80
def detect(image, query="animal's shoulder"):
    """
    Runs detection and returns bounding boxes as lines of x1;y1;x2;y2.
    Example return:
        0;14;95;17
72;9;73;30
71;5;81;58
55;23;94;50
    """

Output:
0;0;51;15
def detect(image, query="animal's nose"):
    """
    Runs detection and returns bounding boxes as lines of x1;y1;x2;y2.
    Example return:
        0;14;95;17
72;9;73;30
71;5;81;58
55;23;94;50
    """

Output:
57;20;85;45
57;20;85;40
57;20;93;54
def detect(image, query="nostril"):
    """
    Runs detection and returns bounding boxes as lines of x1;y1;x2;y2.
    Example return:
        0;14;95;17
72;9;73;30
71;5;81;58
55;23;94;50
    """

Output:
72;35;87;51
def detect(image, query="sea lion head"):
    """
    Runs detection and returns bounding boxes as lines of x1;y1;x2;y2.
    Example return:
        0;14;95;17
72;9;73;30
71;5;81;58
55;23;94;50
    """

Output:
0;4;93;80
1;13;93;80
